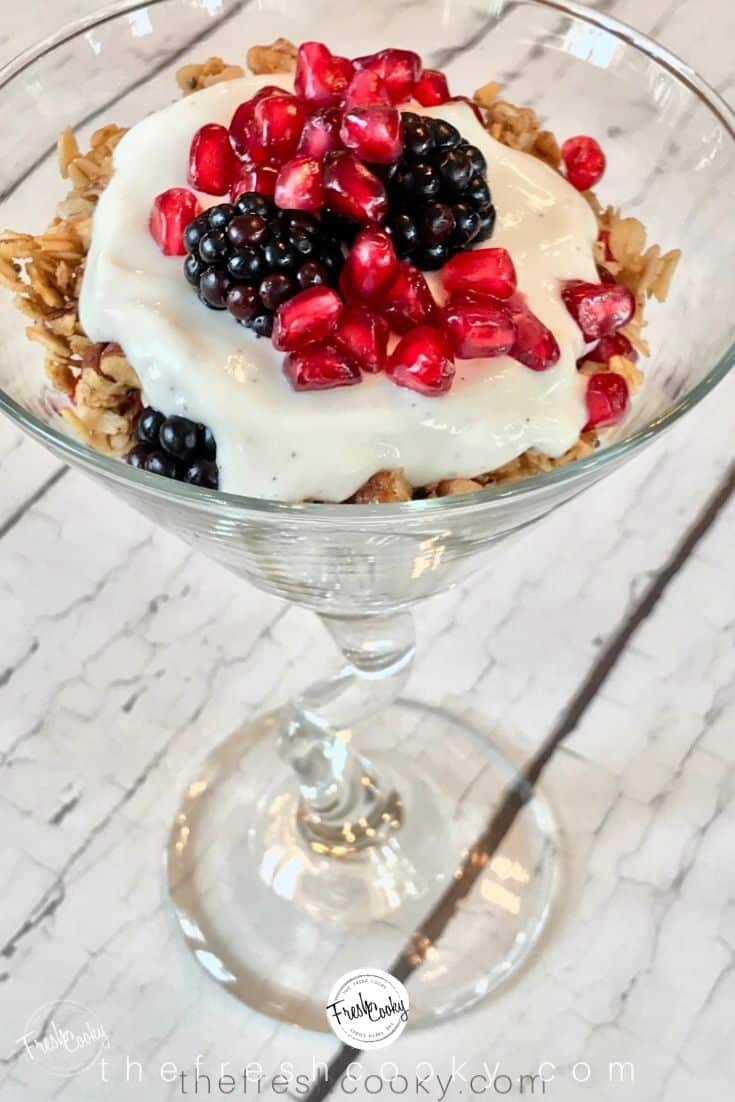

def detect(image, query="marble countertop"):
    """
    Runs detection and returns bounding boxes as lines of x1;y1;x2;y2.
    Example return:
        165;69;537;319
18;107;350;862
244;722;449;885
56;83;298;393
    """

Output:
1;1;734;1100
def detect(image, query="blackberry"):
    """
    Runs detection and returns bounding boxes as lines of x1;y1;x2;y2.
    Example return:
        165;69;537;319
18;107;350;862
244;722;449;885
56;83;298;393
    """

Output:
385;114;497;268
183;193;347;334
126;408;219;489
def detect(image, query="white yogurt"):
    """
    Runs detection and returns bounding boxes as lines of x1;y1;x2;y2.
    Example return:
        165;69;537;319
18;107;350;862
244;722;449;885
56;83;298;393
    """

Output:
80;76;599;502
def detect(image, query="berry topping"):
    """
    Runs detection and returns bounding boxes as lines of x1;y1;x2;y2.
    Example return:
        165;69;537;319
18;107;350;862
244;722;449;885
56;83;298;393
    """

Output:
344;69;391;108
274;156;325;211
442;299;516;359
323;151;388;224
584;332;638;365
505;294;561;371
149;189;201;256
248;92;307;165
561;135;606;192
295;42;355;106
272;286;343;352
386;326;455;396
188;124;238;196
230;162;278;201
384;115;495;266
561;279;635;340
441;248;517;301
333;306;389;373
128;408;219;488
378;261;437;333
583;371;629;430
284;345;361;390
354;49;422;105
297;108;343;157
340;227;399;300
413;69;451;107
340;106;403;164
228;87;288;158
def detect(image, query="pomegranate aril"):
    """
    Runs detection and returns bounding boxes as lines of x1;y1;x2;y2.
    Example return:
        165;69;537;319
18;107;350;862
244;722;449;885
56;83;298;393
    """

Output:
295;42;355;107
413;69;450;107
561;135;606;191
272;286;343;352
297;108;343;157
442;298;516;359
340;106;403;164
344;69;391;108
188;124;238;196
228;86;291;158
245;92;306;165
584;332;638;365
584;371;629;430
285;345;361;391
149;189;201;256
340;227;398;300
386;326;455;396
323;151;388;225
378;261;437;333
230;162;278;201
441;248;517;301
354;48;422;105
506;293;560;371
333;306;389;373
561;280;635;340
274;156;324;212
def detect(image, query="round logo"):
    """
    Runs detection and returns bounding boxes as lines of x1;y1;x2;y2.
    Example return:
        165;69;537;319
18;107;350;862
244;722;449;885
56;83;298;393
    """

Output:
16;1001;109;1077
326;969;409;1050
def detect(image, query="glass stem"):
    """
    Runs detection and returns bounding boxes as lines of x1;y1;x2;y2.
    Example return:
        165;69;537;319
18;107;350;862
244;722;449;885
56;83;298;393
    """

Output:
278;612;416;853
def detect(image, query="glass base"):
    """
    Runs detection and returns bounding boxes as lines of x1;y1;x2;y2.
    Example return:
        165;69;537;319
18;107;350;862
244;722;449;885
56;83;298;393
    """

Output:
167;700;559;1030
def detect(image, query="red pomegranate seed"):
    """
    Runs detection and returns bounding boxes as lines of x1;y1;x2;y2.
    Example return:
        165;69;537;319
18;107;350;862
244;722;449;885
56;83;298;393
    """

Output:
506;293;560;371
386;326;455;396
333;306;389;373
284;345;361;391
340;105;403;164
413;69;450;107
340;227;398;302
295;42;355;107
297;108;343;158
378;261;437;333
246;93;306;165
561;280;635;340
441;298;516;359
149;188;200;256
188;124;238;196
354;48;421;105
273;286;343;352
448;95;485;126
561;135;606;191
274;156;324;212
229;88;289;158
441;248;517;301
323;151;388;225
344;69;391;108
230;162;278;201
584;332;638;365
584;371;629;430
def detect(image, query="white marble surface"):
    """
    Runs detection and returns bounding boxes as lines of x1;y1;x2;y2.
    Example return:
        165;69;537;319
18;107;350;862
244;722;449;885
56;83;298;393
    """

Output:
1;2;734;1100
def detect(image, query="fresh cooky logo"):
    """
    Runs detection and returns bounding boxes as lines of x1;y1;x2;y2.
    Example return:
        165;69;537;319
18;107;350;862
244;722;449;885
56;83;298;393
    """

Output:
16;1001;109;1078
326;969;409;1050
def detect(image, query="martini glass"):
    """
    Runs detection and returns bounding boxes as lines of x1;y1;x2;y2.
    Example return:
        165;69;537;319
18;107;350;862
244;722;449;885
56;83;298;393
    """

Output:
0;0;733;1030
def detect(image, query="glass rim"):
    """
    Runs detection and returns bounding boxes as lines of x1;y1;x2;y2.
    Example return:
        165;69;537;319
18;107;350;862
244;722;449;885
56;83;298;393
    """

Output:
1;0;733;521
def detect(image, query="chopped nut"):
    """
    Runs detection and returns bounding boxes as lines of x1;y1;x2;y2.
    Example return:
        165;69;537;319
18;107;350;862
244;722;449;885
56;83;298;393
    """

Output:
176;56;245;94
433;478;484;496
246;38;298;75
474;81;500;108
351;470;413;504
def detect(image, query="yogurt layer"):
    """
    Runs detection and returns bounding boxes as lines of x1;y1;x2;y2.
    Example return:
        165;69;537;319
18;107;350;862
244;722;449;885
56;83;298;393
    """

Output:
80;75;599;502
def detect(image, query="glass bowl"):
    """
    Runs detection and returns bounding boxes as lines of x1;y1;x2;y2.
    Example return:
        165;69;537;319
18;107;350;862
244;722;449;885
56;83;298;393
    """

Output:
1;0;733;1031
